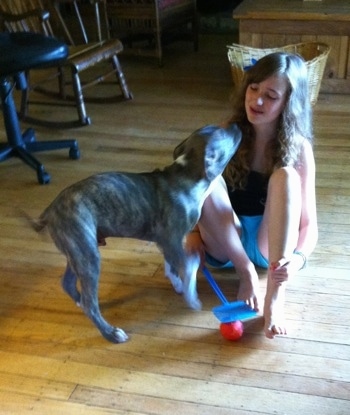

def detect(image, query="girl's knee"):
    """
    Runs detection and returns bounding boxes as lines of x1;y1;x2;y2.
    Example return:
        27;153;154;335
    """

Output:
269;166;300;191
202;176;231;213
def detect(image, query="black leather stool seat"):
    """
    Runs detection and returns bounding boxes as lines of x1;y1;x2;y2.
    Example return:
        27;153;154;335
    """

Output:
0;32;80;184
0;32;68;76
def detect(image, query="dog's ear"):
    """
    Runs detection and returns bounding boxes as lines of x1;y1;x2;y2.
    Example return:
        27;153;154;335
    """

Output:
173;125;217;161
204;124;242;181
173;124;241;180
204;145;224;181
173;139;187;160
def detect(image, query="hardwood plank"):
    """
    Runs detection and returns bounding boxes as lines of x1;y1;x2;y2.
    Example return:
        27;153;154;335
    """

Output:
0;390;139;415
0;372;74;400
0;351;348;415
72;386;255;415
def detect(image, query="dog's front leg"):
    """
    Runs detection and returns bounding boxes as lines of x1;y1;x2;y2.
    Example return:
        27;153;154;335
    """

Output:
163;239;201;310
182;253;202;310
165;255;201;310
164;260;183;294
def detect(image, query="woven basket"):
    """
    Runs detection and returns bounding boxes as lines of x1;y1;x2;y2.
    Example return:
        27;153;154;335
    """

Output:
227;42;331;106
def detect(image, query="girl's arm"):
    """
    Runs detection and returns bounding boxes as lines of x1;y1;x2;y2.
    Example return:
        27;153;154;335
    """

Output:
295;139;318;259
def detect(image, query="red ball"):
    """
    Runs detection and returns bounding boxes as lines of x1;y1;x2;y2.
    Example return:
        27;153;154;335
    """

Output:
220;321;244;341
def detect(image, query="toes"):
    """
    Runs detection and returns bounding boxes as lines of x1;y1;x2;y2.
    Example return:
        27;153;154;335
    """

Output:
265;324;287;339
104;327;129;343
114;328;129;343
165;273;183;294
272;324;287;336
192;298;202;310
277;326;287;336
185;295;202;310
172;278;184;294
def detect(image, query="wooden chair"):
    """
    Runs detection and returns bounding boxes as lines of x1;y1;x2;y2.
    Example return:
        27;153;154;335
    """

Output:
0;0;133;128
106;0;198;66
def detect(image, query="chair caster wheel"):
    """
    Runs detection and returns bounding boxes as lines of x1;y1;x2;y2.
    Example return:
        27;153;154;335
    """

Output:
69;144;80;160
37;169;51;185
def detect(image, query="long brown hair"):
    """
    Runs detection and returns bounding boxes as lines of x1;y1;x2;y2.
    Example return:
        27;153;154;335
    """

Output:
224;52;313;189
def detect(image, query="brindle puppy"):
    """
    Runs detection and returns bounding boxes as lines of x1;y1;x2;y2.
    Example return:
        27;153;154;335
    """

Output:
28;124;241;343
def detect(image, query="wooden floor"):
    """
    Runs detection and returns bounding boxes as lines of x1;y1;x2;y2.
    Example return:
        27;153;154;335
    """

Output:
0;34;349;414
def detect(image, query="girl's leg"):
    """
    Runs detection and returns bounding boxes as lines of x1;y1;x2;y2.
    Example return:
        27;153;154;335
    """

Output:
198;176;261;311
258;167;302;338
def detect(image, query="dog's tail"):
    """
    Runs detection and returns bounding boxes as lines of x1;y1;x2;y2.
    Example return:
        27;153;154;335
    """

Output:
17;208;47;234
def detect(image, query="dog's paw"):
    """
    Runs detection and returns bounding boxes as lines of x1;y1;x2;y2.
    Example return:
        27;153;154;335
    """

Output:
103;327;129;343
164;264;183;294
115;328;129;343
168;275;183;294
185;295;202;311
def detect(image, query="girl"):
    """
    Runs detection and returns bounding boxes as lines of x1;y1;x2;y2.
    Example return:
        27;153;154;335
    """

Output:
187;52;318;339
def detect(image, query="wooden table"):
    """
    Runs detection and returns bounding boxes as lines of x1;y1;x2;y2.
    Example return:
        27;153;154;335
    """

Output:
233;0;350;94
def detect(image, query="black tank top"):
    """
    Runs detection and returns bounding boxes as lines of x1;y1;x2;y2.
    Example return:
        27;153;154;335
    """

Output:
227;171;269;216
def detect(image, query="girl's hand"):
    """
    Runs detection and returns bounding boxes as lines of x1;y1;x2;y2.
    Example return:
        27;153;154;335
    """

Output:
236;264;261;312
270;255;300;285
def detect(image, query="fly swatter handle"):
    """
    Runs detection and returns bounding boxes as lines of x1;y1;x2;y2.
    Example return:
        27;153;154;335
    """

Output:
202;266;228;304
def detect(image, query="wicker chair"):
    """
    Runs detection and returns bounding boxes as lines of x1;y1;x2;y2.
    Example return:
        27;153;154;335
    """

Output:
0;0;133;127
227;42;331;106
106;0;198;66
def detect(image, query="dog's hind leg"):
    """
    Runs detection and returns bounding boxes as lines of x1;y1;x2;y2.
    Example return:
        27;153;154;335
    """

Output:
79;277;128;343
66;246;129;344
79;266;129;343
62;264;81;306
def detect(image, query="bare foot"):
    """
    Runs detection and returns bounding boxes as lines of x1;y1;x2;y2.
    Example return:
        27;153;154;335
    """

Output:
264;308;287;338
237;266;261;311
263;280;287;339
